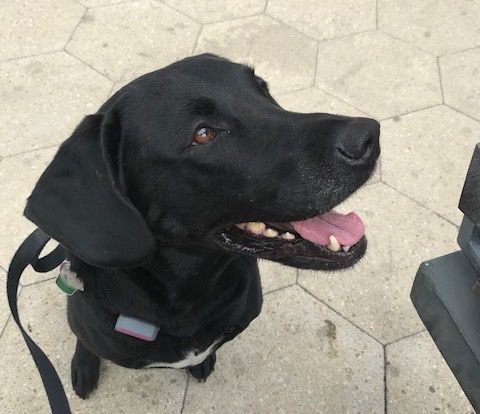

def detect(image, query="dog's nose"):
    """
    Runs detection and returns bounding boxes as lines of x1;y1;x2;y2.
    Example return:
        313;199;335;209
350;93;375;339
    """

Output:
336;118;380;165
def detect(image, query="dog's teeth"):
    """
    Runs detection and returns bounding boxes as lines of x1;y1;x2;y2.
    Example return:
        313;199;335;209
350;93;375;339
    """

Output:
281;232;295;240
327;235;341;252
246;222;266;234
264;228;278;238
343;245;351;252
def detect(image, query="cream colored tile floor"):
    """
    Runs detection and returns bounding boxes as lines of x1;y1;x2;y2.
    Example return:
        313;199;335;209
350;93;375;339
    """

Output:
1;0;479;412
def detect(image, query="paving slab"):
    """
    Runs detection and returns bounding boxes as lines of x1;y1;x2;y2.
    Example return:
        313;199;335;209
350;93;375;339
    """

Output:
0;51;111;157
164;0;266;23
0;281;187;413
0;0;85;61
298;183;458;344
266;0;375;41
195;15;317;95
386;331;474;413
440;47;480;122
66;0;201;82
316;31;441;119
183;286;384;414
382;105;480;226
378;0;480;56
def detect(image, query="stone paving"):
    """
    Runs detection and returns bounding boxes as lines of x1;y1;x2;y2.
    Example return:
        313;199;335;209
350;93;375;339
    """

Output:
1;0;479;413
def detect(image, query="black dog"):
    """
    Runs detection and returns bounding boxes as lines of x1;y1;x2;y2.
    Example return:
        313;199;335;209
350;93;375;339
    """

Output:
24;54;380;399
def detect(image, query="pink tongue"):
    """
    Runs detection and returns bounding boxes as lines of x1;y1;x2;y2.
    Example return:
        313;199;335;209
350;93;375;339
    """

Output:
291;211;365;246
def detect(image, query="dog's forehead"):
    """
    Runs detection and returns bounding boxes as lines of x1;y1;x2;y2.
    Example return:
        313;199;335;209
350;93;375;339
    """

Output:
147;55;253;90
173;54;247;76
118;55;262;111
109;55;272;123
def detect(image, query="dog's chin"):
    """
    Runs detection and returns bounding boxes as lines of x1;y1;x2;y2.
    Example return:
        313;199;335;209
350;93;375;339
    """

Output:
209;215;368;271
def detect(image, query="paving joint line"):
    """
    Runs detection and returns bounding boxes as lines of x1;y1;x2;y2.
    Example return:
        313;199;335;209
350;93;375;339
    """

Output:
383;182;459;229
384;328;427;346
375;0;379;30
297;284;384;346
264;283;296;296
436;56;445;104
365;179;380;186
191;24;203;55
160;1;203;25
437;44;480;59
317;28;376;45
265;12;374;45
202;12;265;26
0;314;12;340
108;82;119;97
265;14;321;45
0;285;22;340
227;12;267;22
378;29;437;58
157;2;266;24
274;86;312;98
62;5;87;51
3;143;59;160
180;373;190;414
314;86;372;117
383;345;388;414
444;103;480;124
20;276;57;289
0;49;63;64
312;41;319;86
63;49;114;82
85;0;144;9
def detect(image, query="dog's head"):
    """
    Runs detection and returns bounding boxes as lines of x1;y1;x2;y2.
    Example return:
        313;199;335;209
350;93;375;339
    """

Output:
25;54;380;270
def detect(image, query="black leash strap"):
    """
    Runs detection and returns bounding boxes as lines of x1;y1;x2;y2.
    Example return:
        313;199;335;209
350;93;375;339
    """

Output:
7;228;71;414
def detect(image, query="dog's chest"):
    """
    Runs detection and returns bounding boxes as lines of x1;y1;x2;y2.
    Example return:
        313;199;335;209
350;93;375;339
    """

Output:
143;339;220;369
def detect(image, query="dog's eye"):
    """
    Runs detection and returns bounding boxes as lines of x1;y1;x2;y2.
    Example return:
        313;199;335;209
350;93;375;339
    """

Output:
193;126;216;145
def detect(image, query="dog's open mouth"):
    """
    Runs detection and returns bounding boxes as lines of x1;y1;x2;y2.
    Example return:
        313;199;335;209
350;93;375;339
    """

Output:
212;210;367;270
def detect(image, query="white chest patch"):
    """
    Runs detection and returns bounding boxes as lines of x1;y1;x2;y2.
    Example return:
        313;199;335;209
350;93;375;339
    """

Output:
144;339;220;369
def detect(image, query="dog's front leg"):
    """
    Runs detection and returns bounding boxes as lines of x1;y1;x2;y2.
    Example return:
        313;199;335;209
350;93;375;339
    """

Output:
187;351;216;382
71;339;101;399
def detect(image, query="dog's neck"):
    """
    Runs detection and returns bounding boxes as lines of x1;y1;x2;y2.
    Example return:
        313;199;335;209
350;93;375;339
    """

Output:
70;245;242;335
143;244;236;286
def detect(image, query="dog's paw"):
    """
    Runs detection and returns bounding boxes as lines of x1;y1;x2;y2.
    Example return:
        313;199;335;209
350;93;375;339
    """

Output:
71;341;101;399
188;352;216;382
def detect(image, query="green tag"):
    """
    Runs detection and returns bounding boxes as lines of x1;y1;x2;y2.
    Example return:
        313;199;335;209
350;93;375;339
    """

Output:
56;275;77;296
56;261;84;295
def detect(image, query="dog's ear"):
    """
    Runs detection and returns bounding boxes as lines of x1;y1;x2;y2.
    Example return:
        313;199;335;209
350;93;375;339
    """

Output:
24;110;156;267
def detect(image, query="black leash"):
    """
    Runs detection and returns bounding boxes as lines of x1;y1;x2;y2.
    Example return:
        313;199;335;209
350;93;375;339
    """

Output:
6;228;71;414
